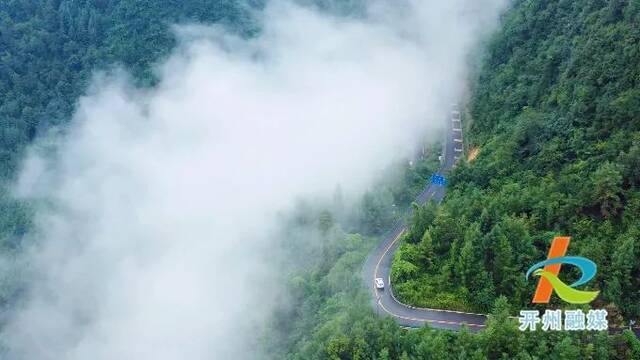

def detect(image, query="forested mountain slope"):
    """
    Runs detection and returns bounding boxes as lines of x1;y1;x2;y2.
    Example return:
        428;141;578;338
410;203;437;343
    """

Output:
0;0;261;321
393;0;640;321
0;0;255;179
0;0;639;359
267;1;640;358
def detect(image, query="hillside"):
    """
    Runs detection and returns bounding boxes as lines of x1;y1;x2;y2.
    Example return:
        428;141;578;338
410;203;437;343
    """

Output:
0;0;256;305
0;1;639;359
394;0;640;321
268;2;640;358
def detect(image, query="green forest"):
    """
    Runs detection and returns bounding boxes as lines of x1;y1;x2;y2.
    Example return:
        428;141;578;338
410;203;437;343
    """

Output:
1;0;640;359
267;0;640;358
393;0;640;320
0;0;257;308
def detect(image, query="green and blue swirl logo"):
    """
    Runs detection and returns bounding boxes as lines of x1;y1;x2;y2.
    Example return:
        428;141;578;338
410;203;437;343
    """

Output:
526;236;599;304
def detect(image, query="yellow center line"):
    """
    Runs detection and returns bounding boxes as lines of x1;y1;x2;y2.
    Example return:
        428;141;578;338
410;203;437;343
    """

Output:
370;188;487;328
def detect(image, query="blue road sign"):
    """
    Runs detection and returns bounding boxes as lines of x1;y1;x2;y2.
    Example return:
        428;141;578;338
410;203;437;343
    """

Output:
431;173;447;186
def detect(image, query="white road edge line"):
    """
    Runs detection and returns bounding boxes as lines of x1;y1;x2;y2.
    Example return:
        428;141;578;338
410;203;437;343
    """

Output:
368;119;488;328
372;193;487;324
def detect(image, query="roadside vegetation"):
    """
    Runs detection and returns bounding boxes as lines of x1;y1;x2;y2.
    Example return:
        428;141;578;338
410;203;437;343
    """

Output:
393;0;640;326
265;167;640;358
1;0;640;359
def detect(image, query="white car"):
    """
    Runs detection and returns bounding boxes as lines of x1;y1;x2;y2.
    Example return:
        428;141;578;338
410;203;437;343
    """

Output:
375;278;385;289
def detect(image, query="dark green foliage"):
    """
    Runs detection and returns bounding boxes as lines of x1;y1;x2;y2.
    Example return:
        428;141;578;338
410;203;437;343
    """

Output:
267;2;640;357
393;0;640;326
2;0;639;358
355;145;441;236
268;225;640;360
0;0;258;181
0;0;260;328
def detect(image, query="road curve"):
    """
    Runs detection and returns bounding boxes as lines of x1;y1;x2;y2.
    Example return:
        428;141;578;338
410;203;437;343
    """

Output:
362;107;488;331
362;109;640;337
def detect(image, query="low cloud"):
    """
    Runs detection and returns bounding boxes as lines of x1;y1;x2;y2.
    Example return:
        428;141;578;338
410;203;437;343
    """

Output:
3;0;506;359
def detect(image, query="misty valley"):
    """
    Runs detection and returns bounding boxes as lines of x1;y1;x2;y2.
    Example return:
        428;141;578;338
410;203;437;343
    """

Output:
0;0;639;359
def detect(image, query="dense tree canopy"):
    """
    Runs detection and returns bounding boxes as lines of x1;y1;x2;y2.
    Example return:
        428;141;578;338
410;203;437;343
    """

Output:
0;0;261;338
393;0;640;325
1;0;639;358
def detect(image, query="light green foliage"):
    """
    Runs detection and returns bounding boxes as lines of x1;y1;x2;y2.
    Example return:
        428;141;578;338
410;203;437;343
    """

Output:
393;0;640;324
266;198;640;359
380;1;640;358
1;0;640;358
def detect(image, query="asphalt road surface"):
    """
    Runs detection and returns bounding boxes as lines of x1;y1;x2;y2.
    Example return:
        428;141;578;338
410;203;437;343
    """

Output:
362;109;640;337
361;107;487;331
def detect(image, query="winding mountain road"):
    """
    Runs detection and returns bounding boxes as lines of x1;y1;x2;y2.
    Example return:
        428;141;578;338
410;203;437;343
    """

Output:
362;106;487;331
362;109;640;338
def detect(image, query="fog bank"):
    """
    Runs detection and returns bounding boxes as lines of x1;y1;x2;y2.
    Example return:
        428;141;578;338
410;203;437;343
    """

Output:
3;0;506;358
